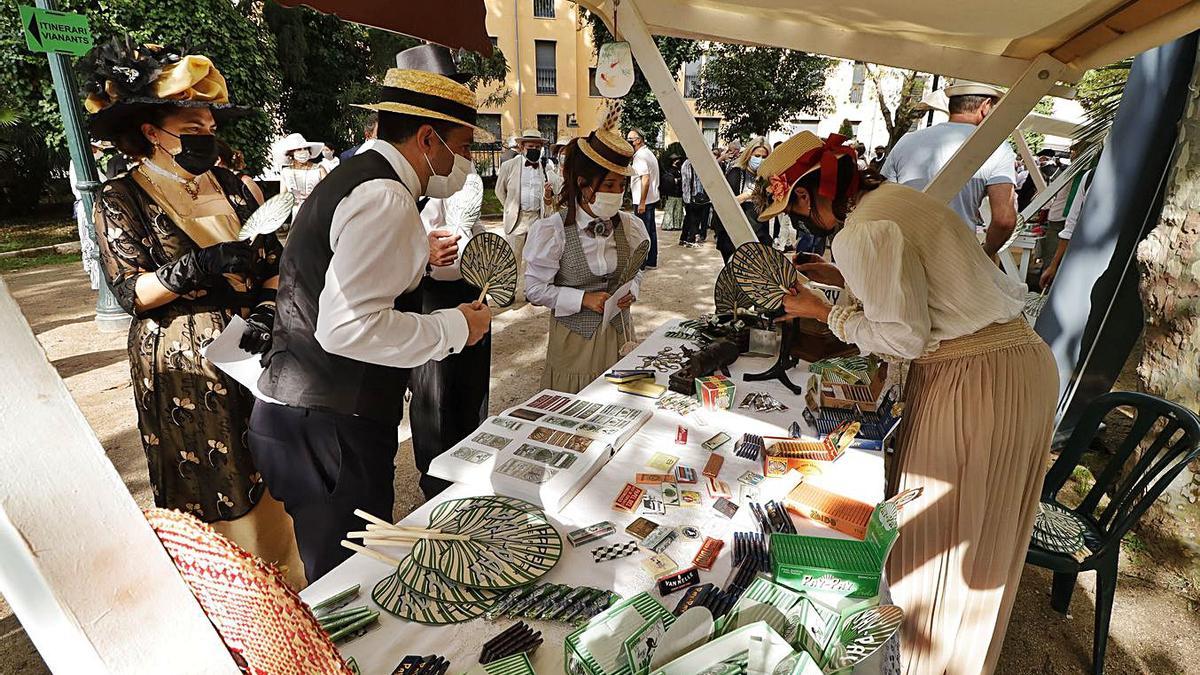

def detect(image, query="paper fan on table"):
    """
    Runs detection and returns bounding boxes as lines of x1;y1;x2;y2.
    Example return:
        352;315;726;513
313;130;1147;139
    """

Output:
824;604;904;672
237;190;295;241
729;242;802;314
714;265;753;315
461;231;518;307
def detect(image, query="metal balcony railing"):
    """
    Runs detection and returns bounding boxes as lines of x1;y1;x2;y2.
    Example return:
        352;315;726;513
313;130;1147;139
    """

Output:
536;67;557;95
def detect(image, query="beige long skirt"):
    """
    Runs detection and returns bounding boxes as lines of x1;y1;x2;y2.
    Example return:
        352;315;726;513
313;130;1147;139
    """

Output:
542;317;624;394
886;320;1057;675
211;488;307;591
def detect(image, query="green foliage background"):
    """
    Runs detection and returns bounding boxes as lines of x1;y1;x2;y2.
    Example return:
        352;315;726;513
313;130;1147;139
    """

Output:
696;45;832;140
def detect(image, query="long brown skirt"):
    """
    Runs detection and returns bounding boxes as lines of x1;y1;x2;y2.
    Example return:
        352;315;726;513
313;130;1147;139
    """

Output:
886;320;1057;674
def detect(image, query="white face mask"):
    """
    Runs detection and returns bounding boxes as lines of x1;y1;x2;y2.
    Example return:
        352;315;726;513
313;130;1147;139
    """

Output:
423;130;472;198
322;149;333;159
293;149;311;163
590;191;623;219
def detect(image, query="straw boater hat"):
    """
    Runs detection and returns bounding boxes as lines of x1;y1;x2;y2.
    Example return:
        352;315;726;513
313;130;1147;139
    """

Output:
517;128;546;143
943;80;1006;99
755;131;859;221
576;103;635;176
354;44;494;142
80;37;249;141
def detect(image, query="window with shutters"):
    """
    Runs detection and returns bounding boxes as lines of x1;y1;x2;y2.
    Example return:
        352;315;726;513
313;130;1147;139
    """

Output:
535;40;557;95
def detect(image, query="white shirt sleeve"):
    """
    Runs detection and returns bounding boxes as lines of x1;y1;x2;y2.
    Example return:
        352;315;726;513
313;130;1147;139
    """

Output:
880;144;900;183
621;212;648;299
1061;181;1090;241
984;145;1018;186
828;219;932;360
315;179;469;366
524;216;585;316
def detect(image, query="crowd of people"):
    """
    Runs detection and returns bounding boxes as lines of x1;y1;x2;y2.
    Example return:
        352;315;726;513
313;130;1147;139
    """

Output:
73;32;1087;675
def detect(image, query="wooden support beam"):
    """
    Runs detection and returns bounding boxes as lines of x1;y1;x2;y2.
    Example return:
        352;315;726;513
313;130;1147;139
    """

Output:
614;0;758;246
0;276;238;673
924;53;1066;204
1012;131;1047;192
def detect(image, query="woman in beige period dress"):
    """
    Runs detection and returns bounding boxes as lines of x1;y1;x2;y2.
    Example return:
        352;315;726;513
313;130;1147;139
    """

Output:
83;41;304;589
759;132;1057;674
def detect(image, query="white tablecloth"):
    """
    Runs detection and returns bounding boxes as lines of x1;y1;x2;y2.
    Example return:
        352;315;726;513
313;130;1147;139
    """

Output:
300;320;887;674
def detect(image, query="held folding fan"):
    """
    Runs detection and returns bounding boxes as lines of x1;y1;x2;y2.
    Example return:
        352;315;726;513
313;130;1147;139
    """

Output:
461;231;518;307
729;242;805;315
236;190;295;241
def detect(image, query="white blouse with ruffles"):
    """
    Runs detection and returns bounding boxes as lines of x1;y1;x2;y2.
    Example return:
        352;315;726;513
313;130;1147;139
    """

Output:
826;183;1026;360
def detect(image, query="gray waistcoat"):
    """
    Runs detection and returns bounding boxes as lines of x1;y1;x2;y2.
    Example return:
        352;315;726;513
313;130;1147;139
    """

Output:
553;213;632;339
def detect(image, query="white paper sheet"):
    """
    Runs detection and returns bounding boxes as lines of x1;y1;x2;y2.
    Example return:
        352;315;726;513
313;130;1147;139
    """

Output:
200;316;282;405
602;279;636;324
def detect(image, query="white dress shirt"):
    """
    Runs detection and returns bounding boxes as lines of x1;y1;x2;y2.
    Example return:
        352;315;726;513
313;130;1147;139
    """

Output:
523;205;649;317
313;139;469;366
519;162;544;211
421;172;485;281
827;183;1026;360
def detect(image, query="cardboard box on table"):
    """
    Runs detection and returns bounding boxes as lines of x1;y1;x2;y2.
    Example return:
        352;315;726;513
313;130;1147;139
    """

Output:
773;488;924;601
694;374;736;411
565;592;676;675
760;422;859;479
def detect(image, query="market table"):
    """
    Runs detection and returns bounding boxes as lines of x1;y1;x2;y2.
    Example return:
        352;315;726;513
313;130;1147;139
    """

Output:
300;319;889;674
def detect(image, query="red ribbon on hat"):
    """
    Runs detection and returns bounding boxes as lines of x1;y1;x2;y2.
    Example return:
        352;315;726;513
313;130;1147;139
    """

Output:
768;133;860;204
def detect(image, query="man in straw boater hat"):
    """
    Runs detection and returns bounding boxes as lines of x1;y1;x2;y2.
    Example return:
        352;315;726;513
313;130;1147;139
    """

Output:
496;127;563;301
249;47;494;581
880;81;1018;257
757;130;1054;674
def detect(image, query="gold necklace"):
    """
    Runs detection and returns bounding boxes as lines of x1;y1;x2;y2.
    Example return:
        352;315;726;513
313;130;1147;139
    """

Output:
140;160;203;200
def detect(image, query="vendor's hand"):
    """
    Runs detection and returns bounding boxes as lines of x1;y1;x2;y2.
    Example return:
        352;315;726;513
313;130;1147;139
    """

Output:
458;301;491;346
581;291;611;313
428;229;461;267
796;261;844;287
1040;264;1058;290
617;292;636;310
776;285;832;323
636;204;647;216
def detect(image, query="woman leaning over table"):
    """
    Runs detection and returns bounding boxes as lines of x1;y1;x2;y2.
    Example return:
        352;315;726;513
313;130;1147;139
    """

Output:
523;110;649;393
759;131;1056;674
83;41;304;589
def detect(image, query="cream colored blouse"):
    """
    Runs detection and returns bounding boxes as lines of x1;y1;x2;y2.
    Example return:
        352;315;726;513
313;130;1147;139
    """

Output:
826;183;1026;360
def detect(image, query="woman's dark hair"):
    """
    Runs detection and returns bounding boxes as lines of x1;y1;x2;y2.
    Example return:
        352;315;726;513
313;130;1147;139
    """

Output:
109;103;176;158
792;154;885;221
554;138;620;226
214;137;245;171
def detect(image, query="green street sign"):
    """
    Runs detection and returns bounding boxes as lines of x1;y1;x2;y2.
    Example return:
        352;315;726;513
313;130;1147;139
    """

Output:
19;5;93;56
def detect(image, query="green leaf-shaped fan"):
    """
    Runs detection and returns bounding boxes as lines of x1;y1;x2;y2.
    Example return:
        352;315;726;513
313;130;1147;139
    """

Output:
730;242;804;314
714;265;753;316
237;190;295;241
461;231;518;307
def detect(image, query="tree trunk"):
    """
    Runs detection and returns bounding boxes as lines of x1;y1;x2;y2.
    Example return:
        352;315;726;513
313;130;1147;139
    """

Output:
1135;45;1200;512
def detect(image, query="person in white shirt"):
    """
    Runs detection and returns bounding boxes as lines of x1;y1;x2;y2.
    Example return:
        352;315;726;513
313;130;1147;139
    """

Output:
761;131;1055;675
1040;169;1094;289
525;110;648;393
626;128;660;268
881;81;1018;256
250;55;493;581
319;144;340;173
495;129;563;301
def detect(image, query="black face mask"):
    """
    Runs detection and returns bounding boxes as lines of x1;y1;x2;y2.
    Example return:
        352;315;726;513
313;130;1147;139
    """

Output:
157;127;219;176
525;147;541;163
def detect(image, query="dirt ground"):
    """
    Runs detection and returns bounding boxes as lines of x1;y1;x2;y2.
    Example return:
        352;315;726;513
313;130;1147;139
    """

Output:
2;220;1198;674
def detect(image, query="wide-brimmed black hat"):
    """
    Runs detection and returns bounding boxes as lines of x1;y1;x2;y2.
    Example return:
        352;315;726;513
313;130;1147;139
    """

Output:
80;37;249;141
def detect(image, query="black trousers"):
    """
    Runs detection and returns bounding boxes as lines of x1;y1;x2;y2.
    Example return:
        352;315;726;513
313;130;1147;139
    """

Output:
248;401;398;583
681;202;711;244
408;277;490;499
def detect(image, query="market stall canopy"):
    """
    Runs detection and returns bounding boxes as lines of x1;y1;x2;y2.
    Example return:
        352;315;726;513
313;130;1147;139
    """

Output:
580;0;1199;85
273;0;493;56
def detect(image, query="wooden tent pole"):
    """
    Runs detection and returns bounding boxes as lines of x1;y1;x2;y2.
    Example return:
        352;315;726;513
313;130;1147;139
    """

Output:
614;0;759;247
0;276;238;673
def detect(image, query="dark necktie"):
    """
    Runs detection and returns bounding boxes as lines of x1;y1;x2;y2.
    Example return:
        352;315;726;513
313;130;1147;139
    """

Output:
525;161;539;168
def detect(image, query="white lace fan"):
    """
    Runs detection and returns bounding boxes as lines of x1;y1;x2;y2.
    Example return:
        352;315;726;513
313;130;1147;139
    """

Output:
237;190;295;241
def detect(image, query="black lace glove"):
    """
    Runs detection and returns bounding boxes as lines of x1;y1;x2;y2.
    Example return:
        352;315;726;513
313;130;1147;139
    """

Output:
156;240;257;295
239;289;276;355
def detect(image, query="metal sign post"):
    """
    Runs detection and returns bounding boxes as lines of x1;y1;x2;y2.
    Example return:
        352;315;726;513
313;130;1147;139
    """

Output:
24;2;129;331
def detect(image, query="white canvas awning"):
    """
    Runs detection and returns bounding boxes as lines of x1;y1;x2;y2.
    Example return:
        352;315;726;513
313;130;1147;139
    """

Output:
577;0;1200;245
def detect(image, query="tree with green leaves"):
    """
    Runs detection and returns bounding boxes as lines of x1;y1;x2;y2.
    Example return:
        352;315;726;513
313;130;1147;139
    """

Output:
863;66;927;151
584;12;700;144
695;44;832;141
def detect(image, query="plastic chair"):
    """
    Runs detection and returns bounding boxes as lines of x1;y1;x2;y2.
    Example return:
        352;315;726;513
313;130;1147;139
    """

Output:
1026;391;1200;675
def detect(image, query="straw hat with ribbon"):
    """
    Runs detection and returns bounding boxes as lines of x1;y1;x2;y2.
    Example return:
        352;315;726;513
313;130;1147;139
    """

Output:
354;44;494;142
754;131;860;222
80;37;248;141
576;103;635;177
